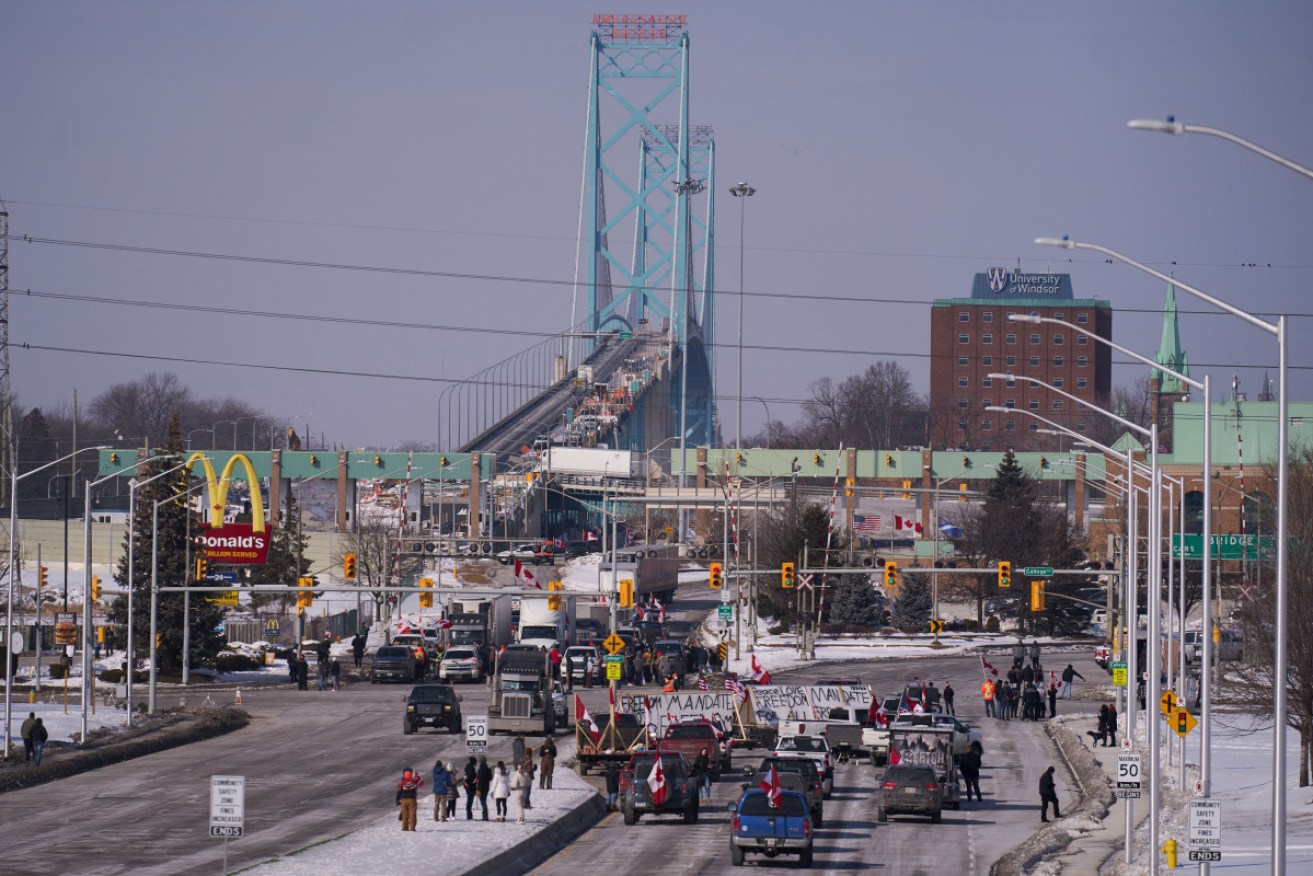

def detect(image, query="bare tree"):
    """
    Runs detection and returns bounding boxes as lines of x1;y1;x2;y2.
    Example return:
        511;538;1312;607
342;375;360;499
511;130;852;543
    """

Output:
335;518;423;631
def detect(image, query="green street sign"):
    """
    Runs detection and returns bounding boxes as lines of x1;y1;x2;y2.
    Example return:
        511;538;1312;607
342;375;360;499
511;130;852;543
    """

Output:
603;654;625;664
717;605;734;621
1172;534;1275;560
1112;661;1128;687
1022;566;1053;578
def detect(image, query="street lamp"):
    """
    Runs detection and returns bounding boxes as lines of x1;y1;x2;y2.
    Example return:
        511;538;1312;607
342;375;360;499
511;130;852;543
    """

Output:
644;436;681;547
922;462;974;638
186;428;213;451
4;444;111;758
729;181;757;453
751;397;773;449
672;176;706;547
211;420;235;451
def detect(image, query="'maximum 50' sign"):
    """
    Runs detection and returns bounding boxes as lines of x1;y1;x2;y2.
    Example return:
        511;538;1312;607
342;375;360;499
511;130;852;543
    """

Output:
187;453;271;564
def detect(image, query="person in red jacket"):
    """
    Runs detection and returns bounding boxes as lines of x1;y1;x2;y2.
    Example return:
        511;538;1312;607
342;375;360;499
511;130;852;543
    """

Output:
396;768;424;831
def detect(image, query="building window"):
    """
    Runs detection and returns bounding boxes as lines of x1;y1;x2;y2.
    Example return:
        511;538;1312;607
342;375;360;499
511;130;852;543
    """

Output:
1053;377;1064;388
1053;333;1064;345
1028;422;1039;431
1029;355;1040;367
1006;333;1017;345
959;333;970;344
1054;356;1064;367
959;312;970;323
1004;420;1016;432
1029;399;1040;410
1005;376;1016;387
1076;312;1089;324
958;419;968;431
1006;355;1017;367
958;398;970;408
982;355;993;366
1077;335;1088;346
982;311;994;323
1030;333;1041;345
982;377;993;387
1075;422;1087;431
981;420;993;431
1053;400;1063;410
958;376;969;387
1005;399;1016;408
958;356;969;366
1076;377;1088;389
1077;356;1088;367
982;333;994;345
981;398;992;409
1054;312;1065;321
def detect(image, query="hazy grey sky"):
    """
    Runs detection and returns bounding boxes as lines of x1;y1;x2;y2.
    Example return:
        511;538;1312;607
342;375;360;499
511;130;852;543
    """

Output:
5;1;1312;449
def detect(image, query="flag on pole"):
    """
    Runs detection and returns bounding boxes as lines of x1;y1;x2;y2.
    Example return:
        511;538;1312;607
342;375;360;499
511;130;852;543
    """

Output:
584;531;598;542
894;515;924;534
575;695;600;745
888;746;902;765
514;560;543;589
980;655;999;678
759;764;783;809
750;655;772;685
938;517;965;539
853;514;880;532
698;674;709;691
648;756;669;805
725;673;748;702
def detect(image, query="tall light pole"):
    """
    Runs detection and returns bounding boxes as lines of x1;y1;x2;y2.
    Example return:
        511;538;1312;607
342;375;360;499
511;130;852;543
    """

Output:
185;428;212;451
4;444;110;758
673;176;705;547
922;462;974;638
751;397;772;449
729;181;756;453
211;420;235;451
1124;118;1309;873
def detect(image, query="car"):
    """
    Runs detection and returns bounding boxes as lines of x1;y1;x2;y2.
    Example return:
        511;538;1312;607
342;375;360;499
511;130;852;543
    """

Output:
496;543;554;565
1094;644;1112;672
753;757;824;825
370;646;417;683
438;647;483;683
877;764;943;823
564;540;594;558
728;789;814;868
404;683;462;734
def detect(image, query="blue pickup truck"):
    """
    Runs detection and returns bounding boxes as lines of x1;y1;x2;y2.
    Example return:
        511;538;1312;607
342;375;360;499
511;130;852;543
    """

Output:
727;788;814;867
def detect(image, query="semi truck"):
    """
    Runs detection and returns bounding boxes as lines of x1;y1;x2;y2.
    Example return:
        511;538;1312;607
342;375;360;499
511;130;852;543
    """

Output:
487;648;557;736
599;556;678;606
543;447;645;479
575;601;610;644
445;595;514;669
886;724;961;810
517;594;576;651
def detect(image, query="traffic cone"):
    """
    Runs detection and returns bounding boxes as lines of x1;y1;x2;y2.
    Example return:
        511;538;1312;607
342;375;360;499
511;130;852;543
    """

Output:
235;688;243;705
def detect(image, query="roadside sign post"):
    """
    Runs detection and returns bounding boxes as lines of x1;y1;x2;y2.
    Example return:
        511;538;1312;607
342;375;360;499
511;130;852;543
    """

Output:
1112;661;1128;688
210;774;245;874
717;605;733;623
1115;752;1142;799
604;654;623;681
602;633;626;656
1021;566;1054;578
1188;799;1222;862
466;715;488;754
265;619;281;640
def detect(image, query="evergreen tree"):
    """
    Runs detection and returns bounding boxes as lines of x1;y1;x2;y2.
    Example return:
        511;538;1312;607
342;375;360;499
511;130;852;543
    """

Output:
108;414;226;673
891;574;931;632
826;573;882;627
758;503;845;627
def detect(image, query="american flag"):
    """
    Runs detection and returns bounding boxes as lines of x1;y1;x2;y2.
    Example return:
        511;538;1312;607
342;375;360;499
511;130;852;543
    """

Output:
725;673;748;702
697;674;709;691
853;514;880;532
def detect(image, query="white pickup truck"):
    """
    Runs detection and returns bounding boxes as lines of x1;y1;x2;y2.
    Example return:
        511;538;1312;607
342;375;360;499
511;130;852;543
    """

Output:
862;694;902;766
772;734;835;798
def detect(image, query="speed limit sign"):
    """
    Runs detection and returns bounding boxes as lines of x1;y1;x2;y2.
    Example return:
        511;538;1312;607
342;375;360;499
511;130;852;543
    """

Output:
1117;752;1141;787
466;715;488;753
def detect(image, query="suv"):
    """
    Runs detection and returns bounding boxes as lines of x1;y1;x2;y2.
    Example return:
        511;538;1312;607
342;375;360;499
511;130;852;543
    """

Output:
877;764;943;823
404;683;463;734
620;751;700;825
370;646;416;683
728;789;814;868
563;645;601;684
497;543;554;565
754;757;824;825
1184;629;1244;664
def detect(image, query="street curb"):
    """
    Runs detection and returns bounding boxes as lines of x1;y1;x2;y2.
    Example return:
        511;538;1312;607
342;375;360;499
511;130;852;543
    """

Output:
466;792;606;876
989;717;1114;875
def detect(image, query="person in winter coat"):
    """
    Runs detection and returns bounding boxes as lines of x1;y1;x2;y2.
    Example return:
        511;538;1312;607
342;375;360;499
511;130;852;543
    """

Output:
20;712;36;762
958;741;983;802
1011;639;1026;669
925;682;942;712
1021;664;1035;686
981;679;995;718
396;768;424;831
1039;765;1061;821
512;733;526;770
351;634;366;669
1047;682;1058;718
510;765;527;823
691;748;711;800
431;760;453;821
1106;704;1119;747
605;760;621;811
445;763;460;819
522;748;536;808
491;761;511;822
30;718;49;766
1029;640;1042;671
477;756;493;820
1088;704;1109;747
330;658;341;692
539;738;557;790
943;682;956;716
296;654;309;690
463;757;479;820
1060;664;1085;699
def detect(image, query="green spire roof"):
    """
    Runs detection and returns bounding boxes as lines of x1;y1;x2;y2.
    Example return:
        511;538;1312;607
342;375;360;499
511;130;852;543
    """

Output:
1154;281;1190;394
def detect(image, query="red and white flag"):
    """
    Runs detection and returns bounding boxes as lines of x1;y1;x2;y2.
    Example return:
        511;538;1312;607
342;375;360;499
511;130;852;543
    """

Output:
575;695;600;745
698;674;709;691
759;763;783;809
585;531;598;542
888;746;902;765
434;618;453;630
980;655;1000;678
894;515;924;534
635;604;646;620
750;655;772;685
514;560;543;589
648;755;669;805
609;684;616;707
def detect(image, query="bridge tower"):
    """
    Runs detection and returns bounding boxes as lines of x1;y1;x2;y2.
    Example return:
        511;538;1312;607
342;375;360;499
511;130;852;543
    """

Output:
580;14;717;449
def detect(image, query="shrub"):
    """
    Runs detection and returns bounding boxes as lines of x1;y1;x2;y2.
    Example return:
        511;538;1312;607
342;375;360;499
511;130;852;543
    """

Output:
49;664;68;680
99;668;124;683
985;615;1001;633
213;652;262;674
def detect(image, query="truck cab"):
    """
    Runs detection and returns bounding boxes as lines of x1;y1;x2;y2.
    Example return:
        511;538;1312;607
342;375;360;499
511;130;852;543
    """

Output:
487;650;556;736
619;751;699;825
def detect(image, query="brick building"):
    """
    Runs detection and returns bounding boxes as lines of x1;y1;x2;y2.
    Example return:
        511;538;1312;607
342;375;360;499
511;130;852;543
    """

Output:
929;269;1113;450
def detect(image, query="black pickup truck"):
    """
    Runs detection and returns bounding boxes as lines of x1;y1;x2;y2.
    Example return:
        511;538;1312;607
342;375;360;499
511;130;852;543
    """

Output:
404;683;463;734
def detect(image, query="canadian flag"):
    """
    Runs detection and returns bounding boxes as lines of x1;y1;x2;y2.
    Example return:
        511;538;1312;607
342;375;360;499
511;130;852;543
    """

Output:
585;531;599;542
894;515;924;534
514;560;543;589
980;655;1000;678
888;746;902;765
575;695;600;745
759;763;783;809
635;604;646;620
750;655;772;685
434;618;453;630
647;755;669;805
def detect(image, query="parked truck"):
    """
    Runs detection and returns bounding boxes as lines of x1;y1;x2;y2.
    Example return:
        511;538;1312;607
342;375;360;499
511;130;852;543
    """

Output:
445;595;513;672
574;601;610;644
543;447;644;479
886;724;961;810
517;595;576;651
487;649;557;736
599;556;678;605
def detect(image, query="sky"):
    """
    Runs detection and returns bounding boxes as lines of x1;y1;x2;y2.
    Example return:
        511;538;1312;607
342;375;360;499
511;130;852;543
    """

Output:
5;2;1313;450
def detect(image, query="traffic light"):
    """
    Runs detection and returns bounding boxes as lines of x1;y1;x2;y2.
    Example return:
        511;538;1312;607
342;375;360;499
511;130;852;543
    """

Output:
884;454;894;467
374;455;383;466
547;579;563;611
1031;580;1046;611
96;625;105;644
1039;457;1049;469
619;578;635;608
812;453;822;466
1177;710;1188;737
709;562;723;589
309;454;319;466
736;452;745;465
440;456;449;467
90;576;102;601
998;561;1012;589
845;477;855;498
343;552;357;580
39;566;49;589
883;560;898;588
296;577;315;610
195;557;208;581
781;562;796;589
419;577;434;609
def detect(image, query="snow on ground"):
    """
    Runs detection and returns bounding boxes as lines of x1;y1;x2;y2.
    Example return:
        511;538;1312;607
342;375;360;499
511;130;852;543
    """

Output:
4;699;127;746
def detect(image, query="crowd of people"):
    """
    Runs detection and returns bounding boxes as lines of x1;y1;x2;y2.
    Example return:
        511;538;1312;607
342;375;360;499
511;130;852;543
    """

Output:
396;732;558;829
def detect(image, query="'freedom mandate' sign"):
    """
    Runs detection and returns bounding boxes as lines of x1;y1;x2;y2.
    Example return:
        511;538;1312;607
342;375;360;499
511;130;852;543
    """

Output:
196;523;271;565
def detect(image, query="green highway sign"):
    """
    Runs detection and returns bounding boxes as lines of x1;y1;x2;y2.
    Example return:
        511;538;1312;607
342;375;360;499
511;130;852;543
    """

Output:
717;605;734;621
1172;534;1275;560
1022;566;1053;578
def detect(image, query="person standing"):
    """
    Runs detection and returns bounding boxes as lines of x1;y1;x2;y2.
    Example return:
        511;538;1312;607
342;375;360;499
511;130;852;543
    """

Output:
605;760;621;812
395;768;423;831
463;756;479;820
565;652;576;692
692;748;711;800
981;679;995;718
959;741;983;802
296;654;309;691
1012;638;1026;669
330;658;341;692
584;652;596;689
1029;640;1042;671
1060;664;1085;699
1106;703;1119;747
512;733;526;771
1088;704;1109;747
925;681;942;712
511;764;527;823
943;682;956;716
431;759;453;821
477;755;493;821
539;737;557;790
1047;682;1058;718
522;748;536;808
351;633;366;670
30;718;49;766
20;712;36;762
1039;765;1061;822
445;763;460;819
491;761;511;822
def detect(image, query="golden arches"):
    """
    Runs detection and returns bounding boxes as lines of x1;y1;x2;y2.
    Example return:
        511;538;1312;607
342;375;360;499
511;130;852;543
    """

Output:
185;452;266;532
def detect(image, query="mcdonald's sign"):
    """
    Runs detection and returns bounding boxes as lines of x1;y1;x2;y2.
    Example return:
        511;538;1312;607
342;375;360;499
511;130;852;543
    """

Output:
187;453;272;564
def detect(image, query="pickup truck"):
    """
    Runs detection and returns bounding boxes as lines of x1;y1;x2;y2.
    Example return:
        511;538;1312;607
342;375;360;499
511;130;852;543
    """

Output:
661;721;733;779
752;756;824;826
889;713;983;757
403;683;463;734
497;543;555;565
772;735;834;798
863;694;902;766
728;789;814;868
797;706;871;764
620;751;700;825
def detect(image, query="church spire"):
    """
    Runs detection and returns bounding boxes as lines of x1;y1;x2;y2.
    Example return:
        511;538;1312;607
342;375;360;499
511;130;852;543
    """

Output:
1153;280;1190;395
